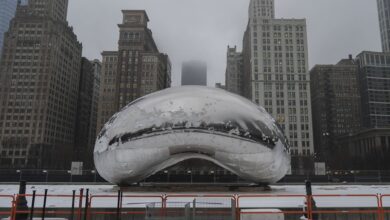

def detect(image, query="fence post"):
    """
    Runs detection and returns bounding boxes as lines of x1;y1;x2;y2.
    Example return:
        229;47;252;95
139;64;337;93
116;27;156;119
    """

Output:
116;190;122;220
77;188;84;220
11;196;16;220
29;190;36;220
41;189;48;220
378;194;383;220
70;190;76;220
15;181;28;220
306;180;316;220
83;189;89;220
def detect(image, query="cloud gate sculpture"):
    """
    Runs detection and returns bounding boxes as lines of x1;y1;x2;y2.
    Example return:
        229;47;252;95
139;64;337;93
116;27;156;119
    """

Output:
94;86;291;185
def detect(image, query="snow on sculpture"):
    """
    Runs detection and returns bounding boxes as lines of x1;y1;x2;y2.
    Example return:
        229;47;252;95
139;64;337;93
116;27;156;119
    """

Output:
94;86;291;185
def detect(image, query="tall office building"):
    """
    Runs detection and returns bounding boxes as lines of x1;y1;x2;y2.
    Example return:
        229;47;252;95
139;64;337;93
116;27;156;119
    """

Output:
97;52;118;134
181;61;207;86
243;0;314;171
356;51;390;128
97;10;171;134
334;52;390;170
0;0;82;169
225;46;244;96
89;59;101;145
310;56;361;164
0;0;28;57
74;58;98;168
377;0;390;52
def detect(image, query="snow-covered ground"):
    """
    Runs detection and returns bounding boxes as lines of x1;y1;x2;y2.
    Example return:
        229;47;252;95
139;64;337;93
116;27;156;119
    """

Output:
0;184;389;209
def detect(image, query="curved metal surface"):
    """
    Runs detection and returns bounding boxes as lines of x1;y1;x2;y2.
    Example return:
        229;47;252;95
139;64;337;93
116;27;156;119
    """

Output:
94;86;291;185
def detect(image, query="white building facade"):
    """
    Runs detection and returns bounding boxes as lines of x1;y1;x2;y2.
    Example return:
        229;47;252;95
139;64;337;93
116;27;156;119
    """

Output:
247;0;314;159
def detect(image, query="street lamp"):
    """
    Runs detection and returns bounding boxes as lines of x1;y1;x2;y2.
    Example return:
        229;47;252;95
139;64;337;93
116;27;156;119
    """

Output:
210;170;216;183
16;170;22;181
163;170;169;183
67;170;72;182
91;170;97;182
42;170;48;183
187;170;192;184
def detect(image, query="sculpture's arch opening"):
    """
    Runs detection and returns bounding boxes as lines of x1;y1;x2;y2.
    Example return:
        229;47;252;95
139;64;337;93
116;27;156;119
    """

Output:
145;158;245;183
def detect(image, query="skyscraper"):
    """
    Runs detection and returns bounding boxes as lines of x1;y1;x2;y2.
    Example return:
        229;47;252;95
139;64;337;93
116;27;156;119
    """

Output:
97;51;118;134
377;0;390;52
243;0;314;171
356;51;390;128
181;61;207;86
97;10;171;134
74;58;98;169
0;0;82;169
225;46;244;96
89;59;101;145
0;0;28;57
329;52;390;170
310;56;361;164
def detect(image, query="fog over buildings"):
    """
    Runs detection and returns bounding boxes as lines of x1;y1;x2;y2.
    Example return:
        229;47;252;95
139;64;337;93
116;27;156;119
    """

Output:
67;0;381;86
181;61;207;86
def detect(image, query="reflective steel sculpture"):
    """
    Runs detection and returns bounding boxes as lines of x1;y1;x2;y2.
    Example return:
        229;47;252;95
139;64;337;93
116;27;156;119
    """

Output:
94;86;291;185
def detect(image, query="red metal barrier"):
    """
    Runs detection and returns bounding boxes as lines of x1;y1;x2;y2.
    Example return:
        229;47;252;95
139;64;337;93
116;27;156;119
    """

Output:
2;192;389;220
0;195;15;219
13;193;84;220
380;194;390;220
309;194;382;220
237;194;309;220
164;194;235;217
88;194;164;220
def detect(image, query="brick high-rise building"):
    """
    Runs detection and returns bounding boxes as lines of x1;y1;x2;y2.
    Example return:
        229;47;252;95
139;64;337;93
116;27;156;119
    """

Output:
225;46;244;96
0;0;82;169
243;0;314;173
96;10;171;134
310;56;361;165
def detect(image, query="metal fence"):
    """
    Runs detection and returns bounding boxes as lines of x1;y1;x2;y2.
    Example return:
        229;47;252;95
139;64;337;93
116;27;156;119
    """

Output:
2;190;390;220
2;169;390;183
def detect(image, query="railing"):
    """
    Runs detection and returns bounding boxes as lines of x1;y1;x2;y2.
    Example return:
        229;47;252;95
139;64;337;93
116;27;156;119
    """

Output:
2;169;390;183
2;191;390;220
237;194;309;220
381;194;390;220
0;195;15;219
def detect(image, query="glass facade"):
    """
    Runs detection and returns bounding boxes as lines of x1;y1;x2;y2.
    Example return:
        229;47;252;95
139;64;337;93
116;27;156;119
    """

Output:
0;0;18;56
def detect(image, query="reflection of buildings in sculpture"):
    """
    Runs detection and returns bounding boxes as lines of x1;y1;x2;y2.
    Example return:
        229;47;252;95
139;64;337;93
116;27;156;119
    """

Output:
96;10;171;134
94;86;290;185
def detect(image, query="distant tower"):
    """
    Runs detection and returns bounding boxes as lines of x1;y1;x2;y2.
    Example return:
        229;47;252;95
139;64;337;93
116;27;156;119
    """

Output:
377;0;390;52
97;10;171;135
225;46;244;95
181;61;207;86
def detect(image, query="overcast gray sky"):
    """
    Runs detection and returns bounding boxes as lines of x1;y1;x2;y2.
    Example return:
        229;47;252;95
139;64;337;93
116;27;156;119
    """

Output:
68;0;381;87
